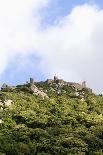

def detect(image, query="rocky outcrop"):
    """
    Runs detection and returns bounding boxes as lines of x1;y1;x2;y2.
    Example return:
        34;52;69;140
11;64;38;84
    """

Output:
1;83;16;91
0;119;3;124
0;99;13;107
30;84;48;99
46;79;53;84
45;76;92;93
0;76;92;99
4;100;13;106
1;83;8;90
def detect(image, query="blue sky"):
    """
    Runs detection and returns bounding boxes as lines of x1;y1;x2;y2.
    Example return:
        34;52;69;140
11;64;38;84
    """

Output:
1;0;103;93
2;0;93;85
0;54;45;85
41;0;103;27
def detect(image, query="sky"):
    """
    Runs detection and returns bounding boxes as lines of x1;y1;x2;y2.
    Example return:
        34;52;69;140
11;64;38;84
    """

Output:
0;0;103;93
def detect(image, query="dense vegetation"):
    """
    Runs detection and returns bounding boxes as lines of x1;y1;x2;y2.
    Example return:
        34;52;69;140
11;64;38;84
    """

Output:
0;82;103;155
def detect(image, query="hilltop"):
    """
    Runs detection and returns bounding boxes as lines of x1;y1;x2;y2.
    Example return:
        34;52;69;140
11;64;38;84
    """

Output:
0;76;103;155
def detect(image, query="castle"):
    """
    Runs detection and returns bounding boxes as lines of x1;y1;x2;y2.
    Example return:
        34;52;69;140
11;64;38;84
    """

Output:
46;75;92;93
1;76;92;97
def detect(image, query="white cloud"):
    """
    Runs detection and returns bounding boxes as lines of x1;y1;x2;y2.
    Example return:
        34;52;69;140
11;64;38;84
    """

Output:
0;1;103;93
38;4;103;93
0;0;49;73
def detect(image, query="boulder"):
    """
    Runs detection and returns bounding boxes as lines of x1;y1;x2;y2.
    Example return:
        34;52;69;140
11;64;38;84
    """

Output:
4;100;13;106
0;119;3;124
30;84;49;99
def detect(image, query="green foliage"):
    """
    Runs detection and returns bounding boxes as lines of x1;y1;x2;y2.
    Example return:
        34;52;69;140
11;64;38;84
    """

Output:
0;83;103;155
16;85;33;94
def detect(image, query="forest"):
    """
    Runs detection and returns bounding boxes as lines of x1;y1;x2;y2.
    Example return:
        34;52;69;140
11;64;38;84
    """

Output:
0;80;103;155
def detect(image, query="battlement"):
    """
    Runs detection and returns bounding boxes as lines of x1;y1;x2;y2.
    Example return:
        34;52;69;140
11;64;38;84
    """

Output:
0;76;92;94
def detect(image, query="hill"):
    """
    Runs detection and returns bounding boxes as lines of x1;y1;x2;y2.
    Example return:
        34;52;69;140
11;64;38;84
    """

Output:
0;76;103;155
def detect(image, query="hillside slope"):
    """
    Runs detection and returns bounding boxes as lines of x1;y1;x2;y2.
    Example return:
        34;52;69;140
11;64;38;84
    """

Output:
0;78;103;155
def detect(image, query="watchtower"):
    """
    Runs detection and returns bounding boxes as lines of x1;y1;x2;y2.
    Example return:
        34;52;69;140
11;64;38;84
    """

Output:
82;81;86;88
54;75;58;82
30;78;34;84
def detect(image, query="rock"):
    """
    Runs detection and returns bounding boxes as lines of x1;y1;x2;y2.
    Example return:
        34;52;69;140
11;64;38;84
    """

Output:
44;90;48;93
74;92;79;97
81;112;85;114
30;84;49;99
0;99;13;107
4;100;13;106
0;107;3;110
46;79;53;84
39;87;43;91
57;90;61;95
0;102;4;106
80;98;85;102
79;95;84;99
0;119;3;124
1;83;8;90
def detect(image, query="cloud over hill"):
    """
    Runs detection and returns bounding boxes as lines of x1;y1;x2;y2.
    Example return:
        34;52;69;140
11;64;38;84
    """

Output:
0;1;103;93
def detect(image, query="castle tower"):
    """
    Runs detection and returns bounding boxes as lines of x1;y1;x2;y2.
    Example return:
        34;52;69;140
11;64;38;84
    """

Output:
82;81;86;88
30;78;34;84
54;75;58;82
